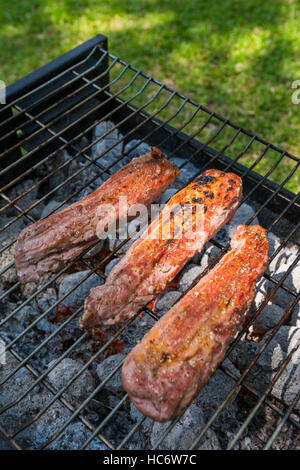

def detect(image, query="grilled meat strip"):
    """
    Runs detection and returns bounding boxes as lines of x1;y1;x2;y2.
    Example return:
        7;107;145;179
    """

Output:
122;225;269;422
81;169;242;328
15;148;179;291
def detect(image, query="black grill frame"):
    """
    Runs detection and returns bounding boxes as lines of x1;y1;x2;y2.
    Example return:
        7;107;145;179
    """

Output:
0;35;299;450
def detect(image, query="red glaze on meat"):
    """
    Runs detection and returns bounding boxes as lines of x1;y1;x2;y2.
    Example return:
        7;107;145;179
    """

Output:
15;148;179;291
122;225;269;422
81;169;242;328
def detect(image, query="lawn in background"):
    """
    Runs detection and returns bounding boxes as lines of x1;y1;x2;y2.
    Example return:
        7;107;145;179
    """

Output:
0;0;299;192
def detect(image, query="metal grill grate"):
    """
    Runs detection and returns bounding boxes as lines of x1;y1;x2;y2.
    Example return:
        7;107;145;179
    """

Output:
0;36;299;450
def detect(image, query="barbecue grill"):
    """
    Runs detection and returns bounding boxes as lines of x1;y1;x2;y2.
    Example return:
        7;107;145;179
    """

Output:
0;35;299;451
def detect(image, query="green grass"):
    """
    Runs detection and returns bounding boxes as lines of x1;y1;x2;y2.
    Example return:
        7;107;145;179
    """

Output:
1;0;299;192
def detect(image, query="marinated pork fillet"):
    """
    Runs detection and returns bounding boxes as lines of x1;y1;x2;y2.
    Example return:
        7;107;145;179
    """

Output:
15;148;179;291
122;225;269;422
82;169;242;329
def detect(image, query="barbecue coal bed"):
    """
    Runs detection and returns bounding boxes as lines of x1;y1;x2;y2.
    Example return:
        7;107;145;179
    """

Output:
0;35;299;451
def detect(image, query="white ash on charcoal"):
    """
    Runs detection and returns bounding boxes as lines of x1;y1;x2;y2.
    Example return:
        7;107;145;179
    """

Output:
271;360;300;409
128;359;241;450
0;238;18;298
0;432;14;450
40;200;67;219
0;214;27;246
35;287;57;315
104;312;156;354
271;264;300;308
194;358;243;449
156;187;178;205
196;359;241;414
0;352;107;450
128;402;153;450
290;304;300;327
4;176;42;220
215;203;259;245
50;422;109;450
96;353;125;392
104;258;121;277
1;124;300;449
108;217;148;254
58;270;103;310
150;405;221;450
229;326;300;410
124;139;151;160
267;232;289;275
1;304;57;340
177;263;205;292
252;304;285;333
250;278;273;312
262;326;300;364
72;121;128;198
35;150;84;204
154;290;181;313
47;358;95;407
170;157;199;188
91;120;124;169
129;402;221;450
229;340;260;373
0;303;62;372
198;243;220;269
32;149;68;179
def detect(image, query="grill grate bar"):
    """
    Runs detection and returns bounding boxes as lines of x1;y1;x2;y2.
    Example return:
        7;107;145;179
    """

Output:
1;84;176;230
0;50;110;148
150;226;300;449
107;52;300;164
1;151;298;352
4;315;134;448
0;192;36;226
1;135;298;377
0;72;153;180
80;394;128;451
0;335;114;450
189;290;300;450
0;65;141;195
0;424;23;450
0;86;188;228
0;310;87;412
227;346;299;449
34;326;133;450
8;58;122;159
264;390;300;450
218;363;300;429
0;45;102;121
2;216;296;448
0;44;299;451
0;117;290;331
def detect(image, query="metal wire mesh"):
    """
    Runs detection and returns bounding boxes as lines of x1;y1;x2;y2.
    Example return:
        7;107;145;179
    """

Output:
0;43;299;451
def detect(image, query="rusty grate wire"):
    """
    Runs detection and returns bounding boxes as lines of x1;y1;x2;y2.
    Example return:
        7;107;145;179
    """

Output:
0;38;299;450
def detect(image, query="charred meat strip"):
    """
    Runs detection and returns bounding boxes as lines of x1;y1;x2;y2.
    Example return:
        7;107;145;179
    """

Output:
15;148;179;291
122;225;269;422
81;169;242;328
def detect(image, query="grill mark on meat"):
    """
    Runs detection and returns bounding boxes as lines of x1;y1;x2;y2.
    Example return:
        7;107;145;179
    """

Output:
195;175;216;184
191;197;203;204
121;225;269;422
161;353;170;363
82;169;242;329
